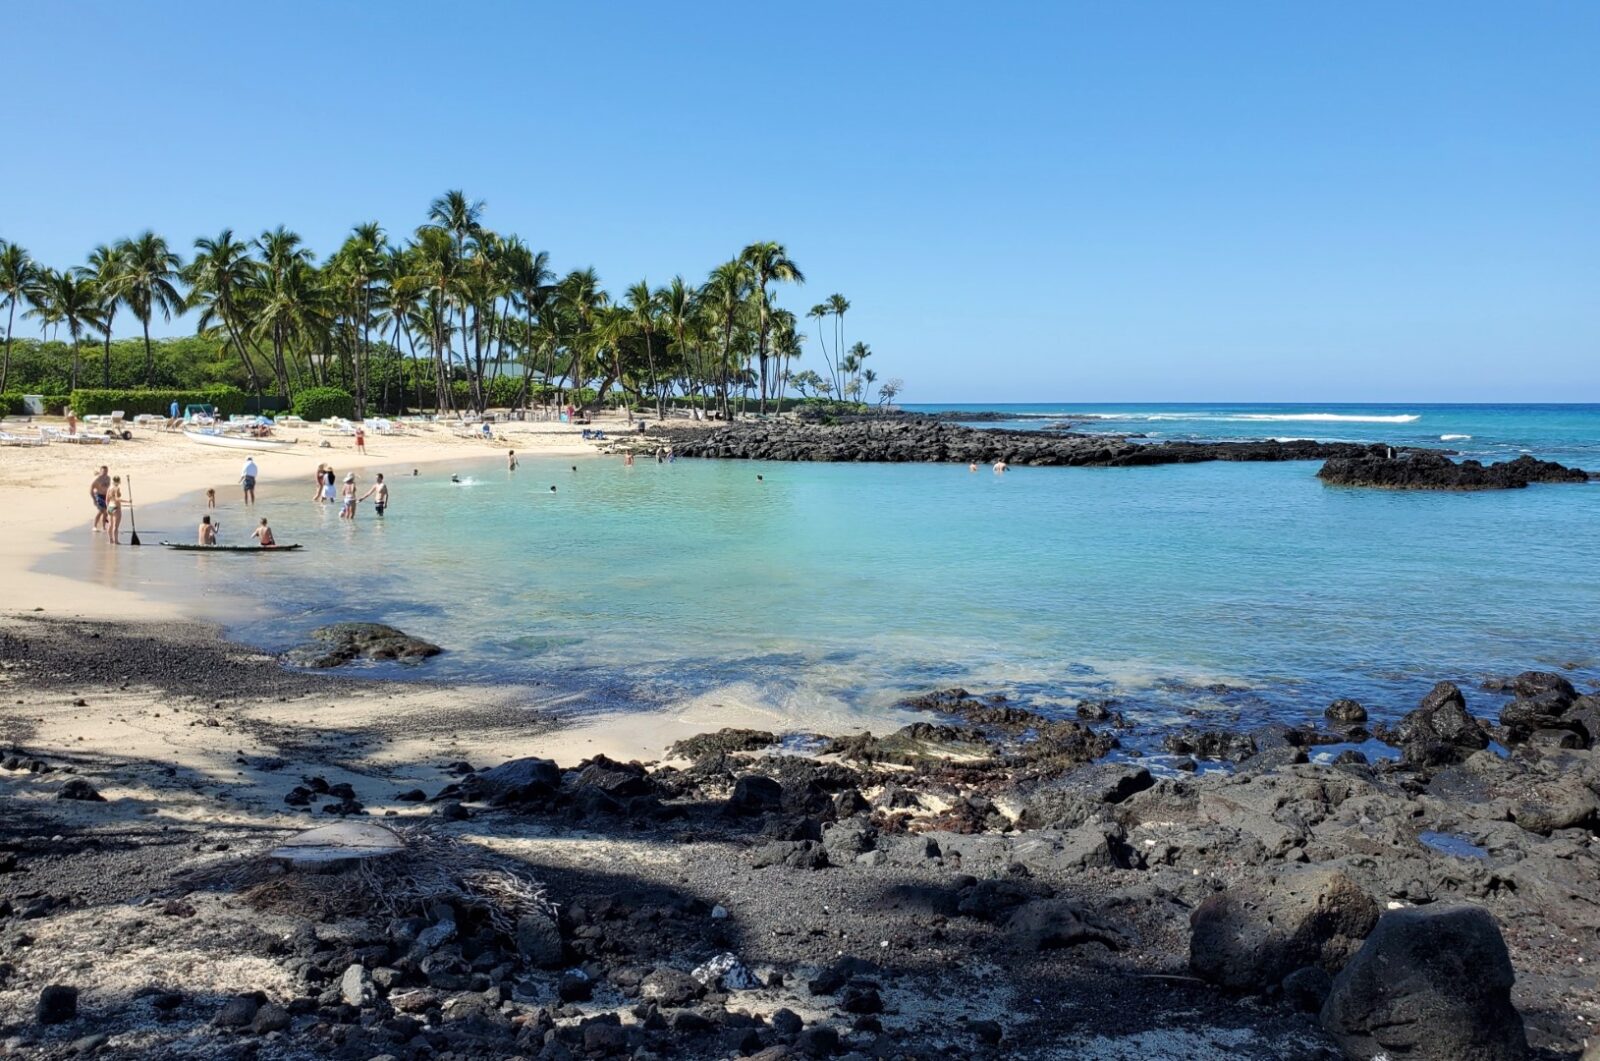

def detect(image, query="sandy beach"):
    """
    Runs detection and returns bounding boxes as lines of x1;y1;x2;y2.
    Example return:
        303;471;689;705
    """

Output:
3;416;1599;1059
0;416;604;619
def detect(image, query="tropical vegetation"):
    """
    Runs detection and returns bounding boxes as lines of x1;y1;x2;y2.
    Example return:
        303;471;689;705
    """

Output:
0;193;903;419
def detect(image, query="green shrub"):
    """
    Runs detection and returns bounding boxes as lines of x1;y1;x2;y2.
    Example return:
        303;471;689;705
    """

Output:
42;395;71;415
485;374;526;408
292;386;355;422
71;387;247;417
0;393;24;416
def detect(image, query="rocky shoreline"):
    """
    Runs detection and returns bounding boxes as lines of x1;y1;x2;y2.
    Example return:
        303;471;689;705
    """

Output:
2;617;1598;1059
651;419;1592;489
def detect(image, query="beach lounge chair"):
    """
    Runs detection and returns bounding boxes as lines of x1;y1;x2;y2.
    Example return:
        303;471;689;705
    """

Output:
42;427;112;444
0;431;47;446
109;411;125;429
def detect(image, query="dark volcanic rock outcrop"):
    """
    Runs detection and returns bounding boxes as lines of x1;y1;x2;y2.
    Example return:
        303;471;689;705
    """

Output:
1317;450;1589;490
287;623;443;668
663;420;1393;468
1320;905;1528;1061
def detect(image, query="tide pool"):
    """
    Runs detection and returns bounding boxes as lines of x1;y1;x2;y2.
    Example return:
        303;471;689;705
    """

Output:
94;428;1600;743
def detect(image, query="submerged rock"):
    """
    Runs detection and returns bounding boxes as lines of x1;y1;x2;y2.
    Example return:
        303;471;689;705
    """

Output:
1320;904;1528;1061
288;623;442;668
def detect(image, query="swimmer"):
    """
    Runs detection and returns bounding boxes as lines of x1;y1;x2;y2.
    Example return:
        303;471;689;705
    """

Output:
570;465;577;473
968;463;978;472
451;475;461;483
756;474;764;482
624;452;634;466
549;485;557;492
993;461;1008;473
507;450;518;471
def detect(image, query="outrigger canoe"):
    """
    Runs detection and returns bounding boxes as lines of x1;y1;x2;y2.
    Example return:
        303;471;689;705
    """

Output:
161;542;302;552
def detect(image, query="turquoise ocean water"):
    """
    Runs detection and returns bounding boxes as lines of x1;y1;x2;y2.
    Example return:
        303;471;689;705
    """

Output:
67;403;1600;744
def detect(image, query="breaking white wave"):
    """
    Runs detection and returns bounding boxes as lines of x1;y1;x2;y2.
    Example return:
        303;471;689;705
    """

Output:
1440;434;1472;441
1067;411;1420;425
1234;413;1420;424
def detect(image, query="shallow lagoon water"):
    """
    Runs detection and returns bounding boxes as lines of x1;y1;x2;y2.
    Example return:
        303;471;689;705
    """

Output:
76;409;1600;741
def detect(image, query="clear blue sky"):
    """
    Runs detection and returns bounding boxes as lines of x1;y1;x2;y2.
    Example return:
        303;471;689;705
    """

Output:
5;2;1597;402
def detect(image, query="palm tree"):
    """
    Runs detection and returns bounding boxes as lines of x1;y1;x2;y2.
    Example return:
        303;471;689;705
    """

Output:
0;241;40;393
112;231;185;385
29;269;102;391
771;308;802;409
186;230;268;398
330;222;386;416
658;276;702;417
701;261;750;420
557;267;606;407
808;303;839;402
826;293;850;398
504;239;554;411
625;280;664;419
79;244;125;387
845;341;871;404
738;242;804;413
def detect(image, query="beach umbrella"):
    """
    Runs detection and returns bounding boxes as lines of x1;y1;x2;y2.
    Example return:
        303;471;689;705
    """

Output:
126;475;141;546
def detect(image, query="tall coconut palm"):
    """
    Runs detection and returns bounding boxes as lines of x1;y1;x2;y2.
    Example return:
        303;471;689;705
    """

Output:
504;239;554;411
79;244;126;387
771;308;803;409
826;293;850;397
658;277;703;416
330;222;386;416
29;269;102;392
738;242;804;413
701;260;750;419
807;303;839;402
112;231;184;385
625;280;663;418
557;267;606;406
0;241;40;393
186;230;268;398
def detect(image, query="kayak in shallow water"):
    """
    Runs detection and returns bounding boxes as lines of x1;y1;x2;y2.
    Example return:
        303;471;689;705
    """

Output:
160;542;302;552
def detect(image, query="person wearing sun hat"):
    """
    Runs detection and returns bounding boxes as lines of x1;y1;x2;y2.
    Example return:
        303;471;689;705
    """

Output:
339;473;358;520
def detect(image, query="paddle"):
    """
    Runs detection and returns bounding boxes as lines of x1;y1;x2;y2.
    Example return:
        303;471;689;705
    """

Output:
126;474;141;546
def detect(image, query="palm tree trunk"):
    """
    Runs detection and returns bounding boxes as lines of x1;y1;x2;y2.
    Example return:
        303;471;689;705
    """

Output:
142;316;154;385
2;298;17;393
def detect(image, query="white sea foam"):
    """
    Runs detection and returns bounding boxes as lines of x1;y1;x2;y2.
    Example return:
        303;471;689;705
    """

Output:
1234;413;1420;424
1440;434;1472;441
1067;412;1421;425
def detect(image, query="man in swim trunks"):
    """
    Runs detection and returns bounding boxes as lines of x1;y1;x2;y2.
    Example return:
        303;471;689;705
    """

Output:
90;466;110;532
240;457;258;504
507;450;517;471
359;474;388;517
251;518;276;547
197;515;217;546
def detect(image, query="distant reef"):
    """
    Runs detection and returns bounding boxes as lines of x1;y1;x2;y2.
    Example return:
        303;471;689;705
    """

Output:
661;419;1391;469
1316;450;1591;491
651;419;1591;490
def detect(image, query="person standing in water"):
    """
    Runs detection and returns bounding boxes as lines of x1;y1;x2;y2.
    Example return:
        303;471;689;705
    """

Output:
90;466;110;533
507;450;518;471
105;476;125;544
240;456;259;504
340;474;358;519
359;474;389;517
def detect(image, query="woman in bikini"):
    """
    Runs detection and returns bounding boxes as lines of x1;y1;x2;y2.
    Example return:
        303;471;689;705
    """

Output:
105;477;124;544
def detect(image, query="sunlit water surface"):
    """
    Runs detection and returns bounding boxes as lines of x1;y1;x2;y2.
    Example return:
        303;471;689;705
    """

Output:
57;403;1600;743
